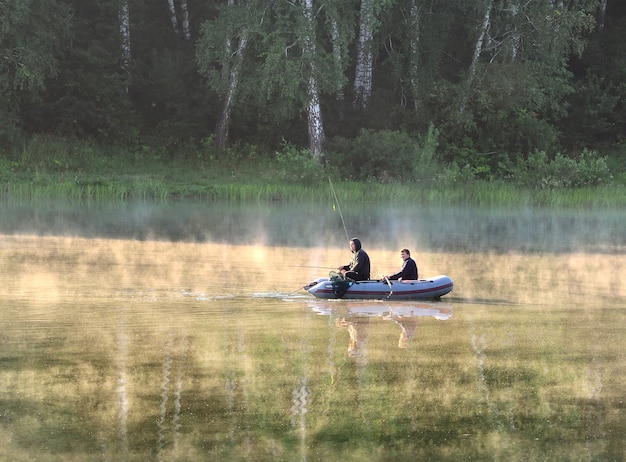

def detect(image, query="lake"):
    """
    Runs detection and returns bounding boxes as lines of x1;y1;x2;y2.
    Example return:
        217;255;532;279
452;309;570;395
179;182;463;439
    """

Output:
1;199;625;461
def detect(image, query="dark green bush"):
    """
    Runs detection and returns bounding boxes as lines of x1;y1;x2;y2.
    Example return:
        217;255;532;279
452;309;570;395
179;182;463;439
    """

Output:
326;127;440;182
509;149;613;188
274;142;327;185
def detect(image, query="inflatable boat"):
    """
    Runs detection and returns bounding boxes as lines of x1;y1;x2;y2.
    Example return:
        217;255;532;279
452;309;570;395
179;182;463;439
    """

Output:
304;275;453;300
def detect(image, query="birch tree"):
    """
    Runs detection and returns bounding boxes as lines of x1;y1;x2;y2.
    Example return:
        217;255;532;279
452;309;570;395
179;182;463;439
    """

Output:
301;0;325;162
353;0;375;109
330;18;345;106
408;0;420;112
508;1;521;61
120;0;131;93
180;1;191;40
166;0;192;40
197;0;252;148
457;0;492;118
215;3;247;148
597;0;607;29
321;0;354;120
167;0;180;35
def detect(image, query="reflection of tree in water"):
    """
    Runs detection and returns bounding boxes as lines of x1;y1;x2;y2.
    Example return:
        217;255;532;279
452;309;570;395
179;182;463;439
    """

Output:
116;329;130;456
156;330;189;462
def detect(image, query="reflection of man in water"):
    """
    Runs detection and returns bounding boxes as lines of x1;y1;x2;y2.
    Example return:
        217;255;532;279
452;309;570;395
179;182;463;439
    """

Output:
335;306;452;355
335;317;370;361
391;316;419;349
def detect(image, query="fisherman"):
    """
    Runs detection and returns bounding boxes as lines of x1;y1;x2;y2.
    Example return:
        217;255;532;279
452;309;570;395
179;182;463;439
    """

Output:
338;238;371;281
383;248;418;281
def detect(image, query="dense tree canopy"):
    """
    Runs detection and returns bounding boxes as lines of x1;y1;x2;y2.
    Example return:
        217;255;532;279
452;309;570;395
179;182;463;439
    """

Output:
1;0;625;179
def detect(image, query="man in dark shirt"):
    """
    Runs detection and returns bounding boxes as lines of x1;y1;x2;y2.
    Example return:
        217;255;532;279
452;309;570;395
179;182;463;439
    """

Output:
384;248;418;280
338;238;371;281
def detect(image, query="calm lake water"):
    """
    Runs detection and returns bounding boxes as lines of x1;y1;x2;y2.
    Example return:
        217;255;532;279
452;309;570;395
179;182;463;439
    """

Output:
1;199;625;461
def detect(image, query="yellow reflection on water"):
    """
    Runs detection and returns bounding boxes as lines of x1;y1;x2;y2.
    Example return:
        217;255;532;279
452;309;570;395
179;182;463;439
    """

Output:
1;234;625;461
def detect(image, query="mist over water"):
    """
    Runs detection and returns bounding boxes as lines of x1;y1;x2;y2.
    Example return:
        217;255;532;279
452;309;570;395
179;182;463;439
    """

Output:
1;199;625;461
1;199;624;253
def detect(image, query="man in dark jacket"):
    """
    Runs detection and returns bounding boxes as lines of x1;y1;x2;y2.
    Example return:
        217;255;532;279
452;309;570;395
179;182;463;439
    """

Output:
338;238;371;281
384;248;418;280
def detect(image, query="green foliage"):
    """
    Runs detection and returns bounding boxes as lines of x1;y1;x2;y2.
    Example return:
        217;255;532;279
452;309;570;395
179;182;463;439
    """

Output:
441;60;565;167
274;142;326;185
436;162;476;186
605;141;626;185
562;11;626;151
0;0;623;190
326;127;441;182
1;136;624;208
415;124;440;175
0;0;72;143
508;150;613;189
0;0;70;93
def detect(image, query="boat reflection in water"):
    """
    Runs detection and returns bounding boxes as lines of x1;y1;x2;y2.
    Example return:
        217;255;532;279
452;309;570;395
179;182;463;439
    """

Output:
308;300;453;359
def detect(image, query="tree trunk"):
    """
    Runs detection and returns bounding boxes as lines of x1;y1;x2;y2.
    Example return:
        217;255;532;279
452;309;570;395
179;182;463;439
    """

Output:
458;0;492;118
119;0;131;94
306;73;325;164
181;0;191;40
408;0;420;112
302;0;325;164
216;33;247;148
167;0;180;35
598;0;607;29
509;1;520;61
353;0;374;110
166;1;190;39
215;0;247;148
330;17;345;112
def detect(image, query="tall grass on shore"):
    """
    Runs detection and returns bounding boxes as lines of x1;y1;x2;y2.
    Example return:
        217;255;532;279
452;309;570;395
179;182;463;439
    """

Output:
3;175;624;208
1;136;624;207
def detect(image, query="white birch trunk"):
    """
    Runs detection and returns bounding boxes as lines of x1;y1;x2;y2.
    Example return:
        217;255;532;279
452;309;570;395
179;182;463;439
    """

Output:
408;0;420;112
306;73;325;164
181;0;191;40
509;2;520;61
215;0;244;147
469;1;492;87
302;0;325;163
216;33;247;148
353;0;374;110
221;0;236;83
458;0;492;117
119;0;131;94
330;18;345;105
598;0;607;30
167;0;180;35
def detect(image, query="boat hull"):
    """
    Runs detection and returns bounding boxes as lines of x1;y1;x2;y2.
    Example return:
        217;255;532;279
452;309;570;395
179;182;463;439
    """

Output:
305;275;453;300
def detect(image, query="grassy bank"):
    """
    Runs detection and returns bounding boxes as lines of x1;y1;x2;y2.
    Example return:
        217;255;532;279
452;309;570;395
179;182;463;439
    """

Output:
1;136;624;207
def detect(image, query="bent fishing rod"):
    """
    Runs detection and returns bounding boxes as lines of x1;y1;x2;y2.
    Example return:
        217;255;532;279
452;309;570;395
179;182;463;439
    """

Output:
328;177;350;243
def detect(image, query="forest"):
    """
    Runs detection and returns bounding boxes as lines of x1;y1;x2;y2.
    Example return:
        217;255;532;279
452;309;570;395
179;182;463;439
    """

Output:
1;0;625;185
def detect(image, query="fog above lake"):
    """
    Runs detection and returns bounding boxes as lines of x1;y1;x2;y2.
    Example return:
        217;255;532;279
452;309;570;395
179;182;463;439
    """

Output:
1;198;625;461
1;199;624;255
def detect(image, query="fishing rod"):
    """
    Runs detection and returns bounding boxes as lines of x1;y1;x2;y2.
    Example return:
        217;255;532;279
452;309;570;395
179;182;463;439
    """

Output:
328;177;350;243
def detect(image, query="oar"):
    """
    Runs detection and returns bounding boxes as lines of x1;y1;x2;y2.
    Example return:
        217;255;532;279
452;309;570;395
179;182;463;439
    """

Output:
384;276;393;299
